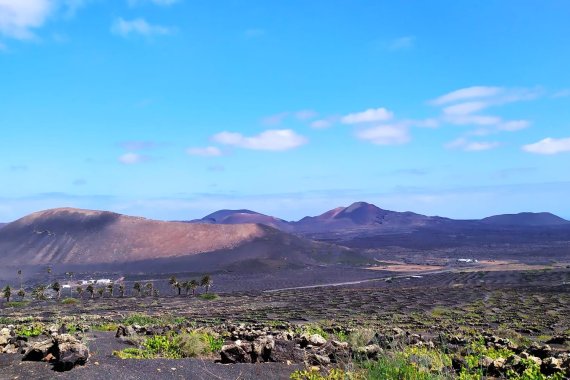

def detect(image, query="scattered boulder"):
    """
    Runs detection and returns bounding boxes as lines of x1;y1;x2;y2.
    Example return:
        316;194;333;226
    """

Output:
22;339;55;362
268;340;307;363
53;334;90;372
220;342;248;364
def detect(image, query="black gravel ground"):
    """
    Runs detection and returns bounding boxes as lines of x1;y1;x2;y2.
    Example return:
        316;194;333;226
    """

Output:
0;332;301;380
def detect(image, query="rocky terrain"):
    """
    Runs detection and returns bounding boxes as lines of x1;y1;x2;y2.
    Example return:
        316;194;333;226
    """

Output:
1;266;570;379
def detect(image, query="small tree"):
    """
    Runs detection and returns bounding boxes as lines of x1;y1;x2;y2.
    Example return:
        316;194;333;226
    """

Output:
119;284;125;297
96;288;104;298
52;281;62;300
65;272;74;297
32;284;46;300
107;283;114;298
86;284;95;299
182;281;190;295
169;276;178;295
200;275;212;293
145;282;153;297
133;282;141;297
189;279;198;296
17;288;26;300
17;269;23;290
76;286;84;299
3;285;11;303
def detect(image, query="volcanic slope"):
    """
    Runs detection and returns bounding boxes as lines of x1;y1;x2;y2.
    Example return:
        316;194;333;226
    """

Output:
0;208;358;271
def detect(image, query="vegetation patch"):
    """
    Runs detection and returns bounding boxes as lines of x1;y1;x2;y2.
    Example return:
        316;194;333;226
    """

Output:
5;301;29;308
113;331;223;359
16;323;44;337
61;298;79;305
199;293;219;301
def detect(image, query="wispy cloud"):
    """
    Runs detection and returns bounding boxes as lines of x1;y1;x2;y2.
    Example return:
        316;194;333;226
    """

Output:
356;125;410;145
341;107;394;124
295;109;318;120
445;138;500;152
118;152;150;164
128;0;180;6
522;137;570;155
0;0;54;40
212;129;307;151
311;119;333;129
119;141;161;150
431;86;503;106
186;146;223;157
111;18;173;38
261;112;289;126
388;35;415;50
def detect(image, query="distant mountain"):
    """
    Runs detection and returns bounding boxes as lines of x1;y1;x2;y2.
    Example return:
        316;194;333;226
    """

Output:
195;209;293;232
292;202;449;234
481;212;570;227
0;223;5;229
192;202;569;240
0;208;358;271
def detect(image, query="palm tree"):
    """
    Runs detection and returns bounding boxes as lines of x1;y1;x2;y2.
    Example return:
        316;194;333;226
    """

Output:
181;281;190;295
52;281;61;300
169;276;178;295
96;288;104;298
17;269;23;290
107;283;114;297
76;286;84;299
133;282;141;297
32;284;47;300
200;275;212;293
119;284;125;297
145;282;153;297
189;279;199;296
86;284;95;299
3;285;11;302
65;272;74;297
17;288;26;300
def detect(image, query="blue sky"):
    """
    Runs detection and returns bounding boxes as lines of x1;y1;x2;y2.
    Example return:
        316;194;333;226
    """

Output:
1;0;570;222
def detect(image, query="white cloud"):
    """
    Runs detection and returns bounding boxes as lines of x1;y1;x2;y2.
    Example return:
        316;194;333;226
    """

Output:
0;0;54;39
388;36;415;50
212;129;308;151
497;120;531;132
443;101;488;116
522;137;570;155
341;107;394;124
118;152;148;164
356;125;410;145
431;86;503;106
261;112;289;126
445;138;500;152
295;109;318;120
444;114;502;126
311;119;332;129
111;17;173;37
186;146;223;157
128;0;180;6
552;89;570;98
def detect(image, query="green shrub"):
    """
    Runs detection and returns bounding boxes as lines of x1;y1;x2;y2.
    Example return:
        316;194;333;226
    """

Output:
122;314;162;326
347;328;375;348
113;330;223;360
5;301;29;308
92;323;119;332
61;298;78;305
16;323;44;337
291;368;361;380
199;293;219;301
